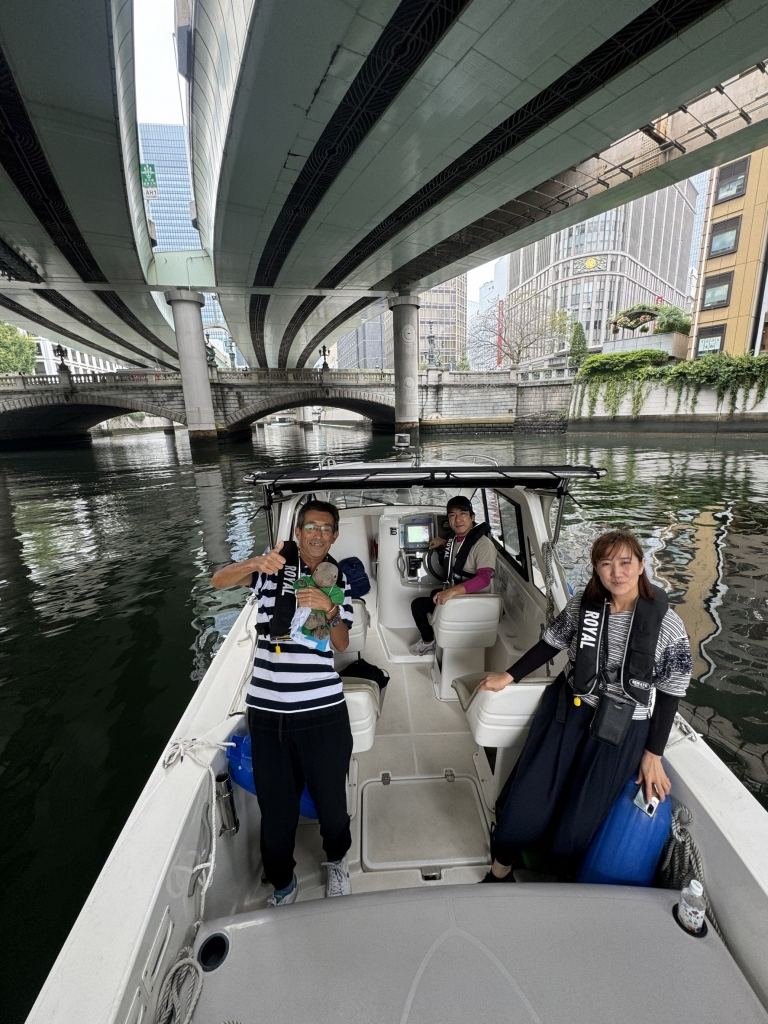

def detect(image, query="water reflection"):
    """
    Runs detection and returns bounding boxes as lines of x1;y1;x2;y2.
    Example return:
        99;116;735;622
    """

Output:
0;426;766;1020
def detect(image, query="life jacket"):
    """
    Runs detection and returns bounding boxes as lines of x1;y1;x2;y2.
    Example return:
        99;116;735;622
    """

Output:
256;540;340;639
446;522;493;585
569;585;669;707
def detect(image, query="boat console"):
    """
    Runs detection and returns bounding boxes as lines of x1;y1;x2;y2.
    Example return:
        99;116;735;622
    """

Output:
395;512;448;585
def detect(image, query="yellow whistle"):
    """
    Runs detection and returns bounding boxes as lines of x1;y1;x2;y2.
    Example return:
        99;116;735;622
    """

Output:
275;644;281;655
574;696;581;707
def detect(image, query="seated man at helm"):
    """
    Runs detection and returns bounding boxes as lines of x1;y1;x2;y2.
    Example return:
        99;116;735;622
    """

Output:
409;495;497;656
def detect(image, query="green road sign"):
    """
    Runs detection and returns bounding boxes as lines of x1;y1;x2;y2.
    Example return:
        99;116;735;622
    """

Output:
140;163;157;189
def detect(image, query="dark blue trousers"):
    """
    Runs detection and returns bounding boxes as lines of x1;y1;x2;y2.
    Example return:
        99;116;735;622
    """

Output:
248;703;353;890
493;678;649;874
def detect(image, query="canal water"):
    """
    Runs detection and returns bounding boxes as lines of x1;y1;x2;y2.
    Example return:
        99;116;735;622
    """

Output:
1;425;766;1019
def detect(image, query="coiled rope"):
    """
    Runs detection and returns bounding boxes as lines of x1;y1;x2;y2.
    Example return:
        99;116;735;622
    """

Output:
541;541;558;627
154;736;234;1024
154;946;203;1024
659;804;723;939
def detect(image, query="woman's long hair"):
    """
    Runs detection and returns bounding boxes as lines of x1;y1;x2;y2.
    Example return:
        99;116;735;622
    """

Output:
583;530;654;602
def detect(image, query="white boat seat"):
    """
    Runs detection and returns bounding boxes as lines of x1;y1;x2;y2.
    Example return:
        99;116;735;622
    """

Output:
342;677;381;753
346;598;369;655
452;671;551;804
431;594;502;649
451;672;550;747
431;595;502;699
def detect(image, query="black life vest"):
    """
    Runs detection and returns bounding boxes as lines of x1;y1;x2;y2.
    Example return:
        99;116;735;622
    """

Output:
447;522;493;585
569;584;669;707
256;540;340;639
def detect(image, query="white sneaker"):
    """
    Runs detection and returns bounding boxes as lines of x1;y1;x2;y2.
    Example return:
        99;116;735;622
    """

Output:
409;639;436;656
267;874;298;907
322;856;351;897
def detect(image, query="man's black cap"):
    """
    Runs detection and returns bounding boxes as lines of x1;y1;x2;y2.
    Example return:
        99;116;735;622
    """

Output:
446;495;473;513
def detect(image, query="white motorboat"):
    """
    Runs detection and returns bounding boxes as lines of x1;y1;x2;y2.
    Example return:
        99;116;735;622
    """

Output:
27;460;768;1024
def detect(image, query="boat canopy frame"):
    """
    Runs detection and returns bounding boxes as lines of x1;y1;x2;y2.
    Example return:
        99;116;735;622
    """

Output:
247;463;606;549
246;463;606;498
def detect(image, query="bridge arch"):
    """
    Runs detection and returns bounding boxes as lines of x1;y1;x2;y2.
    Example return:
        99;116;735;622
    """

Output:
225;388;395;431
0;391;185;446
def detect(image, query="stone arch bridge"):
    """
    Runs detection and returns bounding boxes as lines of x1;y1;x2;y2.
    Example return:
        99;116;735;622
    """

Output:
0;367;525;446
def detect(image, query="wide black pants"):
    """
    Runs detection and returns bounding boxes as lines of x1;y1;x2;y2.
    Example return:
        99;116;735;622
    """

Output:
248;702;353;890
411;590;441;641
492;678;650;876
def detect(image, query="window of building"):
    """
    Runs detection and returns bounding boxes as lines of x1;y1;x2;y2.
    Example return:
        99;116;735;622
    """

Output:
715;158;749;204
702;272;733;309
696;325;725;358
709;216;740;257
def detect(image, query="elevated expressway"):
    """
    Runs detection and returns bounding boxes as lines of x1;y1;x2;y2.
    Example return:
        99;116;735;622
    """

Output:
2;1;768;444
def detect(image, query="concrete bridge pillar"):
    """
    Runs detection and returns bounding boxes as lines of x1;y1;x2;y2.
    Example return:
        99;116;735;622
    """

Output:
164;289;217;444
389;294;420;439
161;417;175;435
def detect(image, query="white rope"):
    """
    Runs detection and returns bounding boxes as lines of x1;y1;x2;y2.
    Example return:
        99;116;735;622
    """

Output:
152;737;235;1023
153;946;203;1024
541;541;557;626
659;804;723;939
161;736;235;934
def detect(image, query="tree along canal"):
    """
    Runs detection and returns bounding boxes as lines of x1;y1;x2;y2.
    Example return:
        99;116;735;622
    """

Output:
0;425;766;1020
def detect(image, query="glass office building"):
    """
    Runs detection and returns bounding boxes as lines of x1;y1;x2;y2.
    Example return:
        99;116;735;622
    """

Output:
138;123;201;250
506;179;698;358
138;124;244;366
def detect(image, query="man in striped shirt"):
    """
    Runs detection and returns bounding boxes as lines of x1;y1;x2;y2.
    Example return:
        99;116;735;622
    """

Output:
212;500;354;906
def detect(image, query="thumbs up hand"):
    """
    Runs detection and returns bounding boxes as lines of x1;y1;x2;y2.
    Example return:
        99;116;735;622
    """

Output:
257;540;286;575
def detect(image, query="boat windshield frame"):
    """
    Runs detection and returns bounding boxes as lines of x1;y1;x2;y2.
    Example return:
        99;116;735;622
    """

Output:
246;463;606;499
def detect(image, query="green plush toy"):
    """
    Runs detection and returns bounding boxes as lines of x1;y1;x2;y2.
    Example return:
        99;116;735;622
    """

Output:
293;562;344;640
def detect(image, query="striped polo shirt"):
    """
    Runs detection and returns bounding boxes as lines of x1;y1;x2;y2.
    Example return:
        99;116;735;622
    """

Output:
245;557;354;713
544;589;692;720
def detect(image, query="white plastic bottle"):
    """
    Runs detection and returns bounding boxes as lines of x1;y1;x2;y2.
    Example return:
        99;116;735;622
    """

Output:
678;879;707;933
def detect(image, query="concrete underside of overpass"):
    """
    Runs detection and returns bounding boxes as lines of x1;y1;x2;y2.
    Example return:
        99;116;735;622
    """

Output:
1;1;768;445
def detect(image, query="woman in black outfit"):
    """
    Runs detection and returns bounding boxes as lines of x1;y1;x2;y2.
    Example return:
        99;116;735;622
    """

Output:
477;529;692;882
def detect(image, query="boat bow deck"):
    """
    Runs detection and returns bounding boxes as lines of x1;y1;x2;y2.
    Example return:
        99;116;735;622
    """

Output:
191;883;768;1024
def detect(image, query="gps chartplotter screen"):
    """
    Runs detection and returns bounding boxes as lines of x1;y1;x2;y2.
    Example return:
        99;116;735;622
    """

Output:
406;524;431;546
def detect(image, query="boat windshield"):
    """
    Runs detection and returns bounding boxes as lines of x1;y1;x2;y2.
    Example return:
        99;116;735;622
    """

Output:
333;487;461;509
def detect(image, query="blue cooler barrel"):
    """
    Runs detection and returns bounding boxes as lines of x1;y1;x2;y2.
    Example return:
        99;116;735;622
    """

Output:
576;778;672;886
226;733;318;819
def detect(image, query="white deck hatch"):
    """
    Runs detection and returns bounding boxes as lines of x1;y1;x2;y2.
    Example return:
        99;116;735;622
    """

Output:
361;775;490;872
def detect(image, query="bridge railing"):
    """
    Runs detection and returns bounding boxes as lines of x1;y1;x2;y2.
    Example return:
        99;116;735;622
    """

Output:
215;369;395;384
517;367;578;383
0;373;57;387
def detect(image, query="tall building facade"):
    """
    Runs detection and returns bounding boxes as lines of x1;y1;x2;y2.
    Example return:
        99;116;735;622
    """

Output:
337;276;468;370
336;316;386;369
33;337;122;376
506;179;697;358
138;123;201;250
414;276;467;367
693;151;768;358
138;123;244;366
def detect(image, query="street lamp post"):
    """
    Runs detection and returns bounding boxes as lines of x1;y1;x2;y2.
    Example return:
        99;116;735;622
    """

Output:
318;344;331;369
52;343;68;371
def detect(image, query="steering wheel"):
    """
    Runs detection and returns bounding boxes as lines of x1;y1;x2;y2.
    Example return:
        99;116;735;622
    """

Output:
426;545;448;582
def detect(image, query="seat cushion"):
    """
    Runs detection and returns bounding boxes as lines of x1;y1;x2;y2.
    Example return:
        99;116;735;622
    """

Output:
432;595;502;649
346;598;369;654
342;677;380;753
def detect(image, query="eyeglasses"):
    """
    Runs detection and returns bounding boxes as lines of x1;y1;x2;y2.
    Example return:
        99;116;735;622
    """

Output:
301;523;334;534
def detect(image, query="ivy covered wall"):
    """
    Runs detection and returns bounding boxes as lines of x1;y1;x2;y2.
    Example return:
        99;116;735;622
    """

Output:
571;350;768;421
